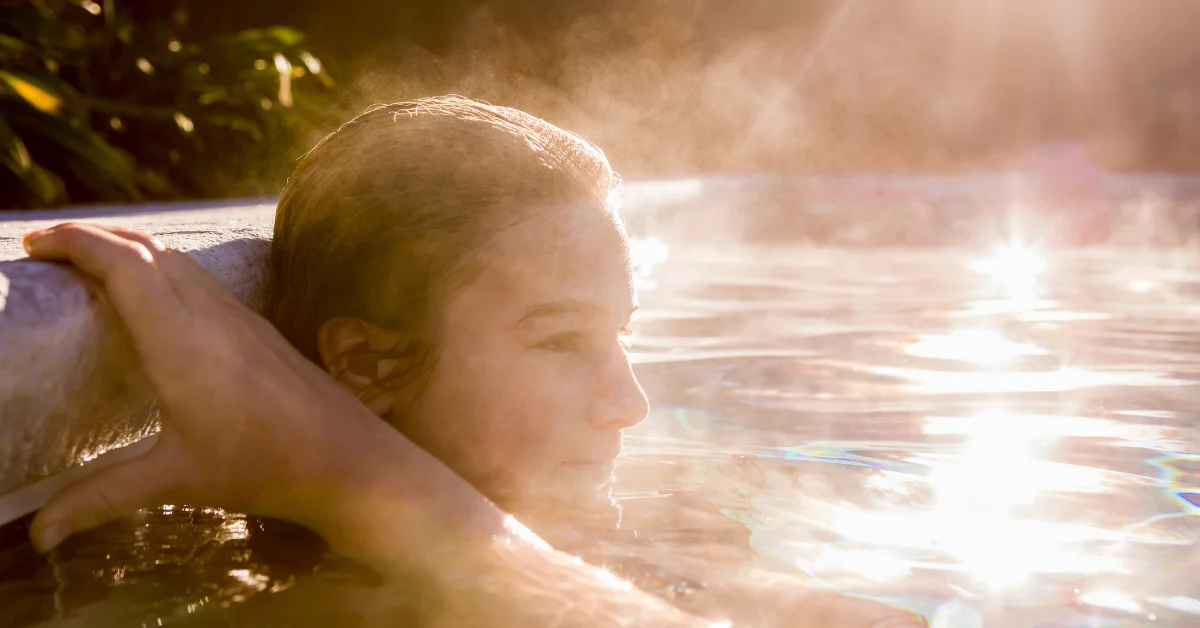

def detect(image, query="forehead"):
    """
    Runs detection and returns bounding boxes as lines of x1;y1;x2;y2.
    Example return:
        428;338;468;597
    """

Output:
457;205;635;317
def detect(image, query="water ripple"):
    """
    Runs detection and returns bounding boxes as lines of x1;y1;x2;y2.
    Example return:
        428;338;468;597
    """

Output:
617;243;1200;626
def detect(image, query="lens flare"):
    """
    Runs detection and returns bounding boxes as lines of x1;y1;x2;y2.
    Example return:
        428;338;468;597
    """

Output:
968;245;1047;313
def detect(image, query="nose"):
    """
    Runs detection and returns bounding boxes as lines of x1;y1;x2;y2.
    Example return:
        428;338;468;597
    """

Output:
589;342;650;430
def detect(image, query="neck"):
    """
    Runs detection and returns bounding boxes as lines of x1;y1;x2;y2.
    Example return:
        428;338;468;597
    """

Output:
507;492;623;551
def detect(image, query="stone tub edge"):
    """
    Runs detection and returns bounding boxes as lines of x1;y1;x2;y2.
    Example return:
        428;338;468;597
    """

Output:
0;203;276;499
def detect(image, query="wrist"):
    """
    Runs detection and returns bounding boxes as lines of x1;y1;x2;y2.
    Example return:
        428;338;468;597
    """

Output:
262;420;509;577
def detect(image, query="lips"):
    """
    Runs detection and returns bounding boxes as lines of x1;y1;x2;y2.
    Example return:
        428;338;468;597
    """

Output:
558;459;616;472
556;459;617;490
560;457;613;466
560;443;622;468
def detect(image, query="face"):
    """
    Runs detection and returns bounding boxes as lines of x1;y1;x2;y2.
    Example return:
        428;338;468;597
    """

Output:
389;203;649;521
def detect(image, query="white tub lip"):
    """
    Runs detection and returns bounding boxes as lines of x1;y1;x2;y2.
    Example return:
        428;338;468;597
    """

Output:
0;434;159;528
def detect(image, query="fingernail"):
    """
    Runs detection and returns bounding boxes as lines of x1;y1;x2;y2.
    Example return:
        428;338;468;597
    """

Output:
34;521;70;553
22;230;45;254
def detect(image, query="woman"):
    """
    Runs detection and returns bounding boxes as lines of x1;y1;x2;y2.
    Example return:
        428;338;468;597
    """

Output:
21;96;923;626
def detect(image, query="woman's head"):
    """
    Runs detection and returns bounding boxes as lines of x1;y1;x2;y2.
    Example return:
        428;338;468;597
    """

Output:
268;96;648;518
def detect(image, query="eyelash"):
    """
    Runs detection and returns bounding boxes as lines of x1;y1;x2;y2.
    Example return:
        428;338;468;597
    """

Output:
536;326;637;353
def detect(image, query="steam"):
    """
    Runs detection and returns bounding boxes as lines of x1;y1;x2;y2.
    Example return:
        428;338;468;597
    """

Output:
325;1;1200;247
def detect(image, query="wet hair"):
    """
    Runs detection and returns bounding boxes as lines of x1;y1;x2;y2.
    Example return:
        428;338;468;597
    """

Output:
266;95;620;396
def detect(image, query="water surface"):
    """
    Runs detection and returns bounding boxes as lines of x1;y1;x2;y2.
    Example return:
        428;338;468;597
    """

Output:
620;241;1200;626
4;240;1200;627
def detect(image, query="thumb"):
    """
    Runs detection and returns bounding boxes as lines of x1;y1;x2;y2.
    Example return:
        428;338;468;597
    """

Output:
30;447;178;553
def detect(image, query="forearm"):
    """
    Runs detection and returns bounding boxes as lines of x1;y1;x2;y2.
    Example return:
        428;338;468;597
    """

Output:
316;486;714;627
421;537;718;627
262;426;715;626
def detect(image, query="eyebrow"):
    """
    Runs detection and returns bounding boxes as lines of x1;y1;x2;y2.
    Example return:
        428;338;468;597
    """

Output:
517;300;639;326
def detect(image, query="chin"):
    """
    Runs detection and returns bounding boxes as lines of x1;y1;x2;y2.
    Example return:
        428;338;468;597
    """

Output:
501;477;620;535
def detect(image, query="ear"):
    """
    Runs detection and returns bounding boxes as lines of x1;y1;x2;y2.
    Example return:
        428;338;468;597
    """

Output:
316;316;406;415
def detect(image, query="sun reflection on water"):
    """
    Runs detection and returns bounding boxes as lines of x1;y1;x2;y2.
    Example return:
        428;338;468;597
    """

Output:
1079;589;1142;614
620;243;1200;624
869;364;1191;394
967;244;1047;314
969;245;1046;282
905;329;1047;364
819;408;1135;590
921;408;1118;588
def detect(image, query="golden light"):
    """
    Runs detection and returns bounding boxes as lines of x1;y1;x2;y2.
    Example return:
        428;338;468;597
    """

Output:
966;244;1048;314
227;568;270;591
827;408;1131;590
502;514;554;551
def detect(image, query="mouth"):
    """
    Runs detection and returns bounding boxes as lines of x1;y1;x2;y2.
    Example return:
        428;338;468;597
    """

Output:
560;442;622;469
556;459;617;490
558;459;616;472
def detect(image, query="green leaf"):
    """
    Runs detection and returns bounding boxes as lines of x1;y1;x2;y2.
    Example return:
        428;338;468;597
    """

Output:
0;34;31;55
0;69;88;120
0;71;64;114
197;87;230;106
206;114;264;141
0;112;31;171
298;51;335;87
87;98;172;119
234;26;304;48
4;158;64;205
0;111;63;204
4;106;141;199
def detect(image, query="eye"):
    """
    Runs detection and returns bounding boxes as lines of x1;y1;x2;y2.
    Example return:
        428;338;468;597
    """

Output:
535;332;584;352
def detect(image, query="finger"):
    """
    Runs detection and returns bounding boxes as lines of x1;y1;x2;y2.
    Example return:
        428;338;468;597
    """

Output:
23;223;192;361
29;447;179;553
88;224;247;308
85;224;170;253
41;223;210;288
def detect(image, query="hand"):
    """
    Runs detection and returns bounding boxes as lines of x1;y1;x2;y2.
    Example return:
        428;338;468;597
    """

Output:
22;222;505;558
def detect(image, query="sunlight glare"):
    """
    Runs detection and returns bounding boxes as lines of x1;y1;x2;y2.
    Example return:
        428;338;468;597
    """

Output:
969;245;1046;277
502;514;554;551
1079;590;1142;613
594;567;634;592
227;568;270;591
1127;279;1156;293
923;408;1126;588
904;329;1047;365
968;244;1046;312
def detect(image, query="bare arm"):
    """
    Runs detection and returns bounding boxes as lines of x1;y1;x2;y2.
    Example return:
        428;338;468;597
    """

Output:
20;223;713;627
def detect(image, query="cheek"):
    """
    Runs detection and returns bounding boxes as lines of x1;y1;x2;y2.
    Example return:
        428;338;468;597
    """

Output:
408;340;590;483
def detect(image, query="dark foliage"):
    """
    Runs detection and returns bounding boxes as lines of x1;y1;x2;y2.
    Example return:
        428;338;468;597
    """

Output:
0;0;334;208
